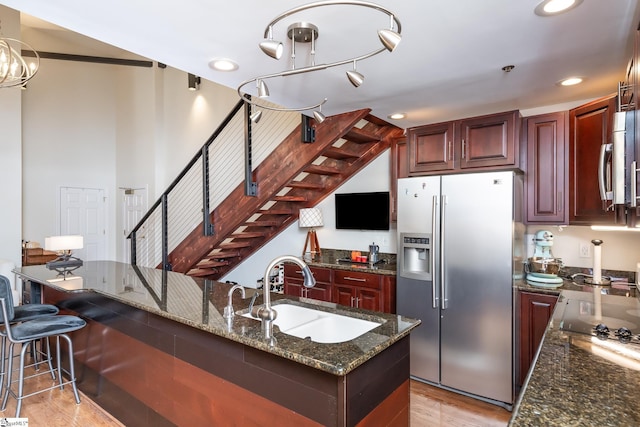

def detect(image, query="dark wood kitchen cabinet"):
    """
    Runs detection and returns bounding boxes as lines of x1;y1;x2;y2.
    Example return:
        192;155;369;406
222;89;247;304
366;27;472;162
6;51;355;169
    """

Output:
568;94;617;225
525;111;568;224
283;264;332;302
517;291;558;388
333;270;395;313
390;136;407;222
284;265;396;313
407;110;521;176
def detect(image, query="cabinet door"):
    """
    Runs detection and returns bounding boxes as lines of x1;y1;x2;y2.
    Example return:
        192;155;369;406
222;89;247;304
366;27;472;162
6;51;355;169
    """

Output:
390;136;407;222
458;110;520;170
408;122;455;174
306;283;332;302
333;284;357;307
517;291;558;388
525;112;568;224
284;282;304;298
569;95;617;224
357;288;382;311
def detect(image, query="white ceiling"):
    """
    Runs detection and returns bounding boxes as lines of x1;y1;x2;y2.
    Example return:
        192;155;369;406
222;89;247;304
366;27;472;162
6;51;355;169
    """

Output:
3;0;640;127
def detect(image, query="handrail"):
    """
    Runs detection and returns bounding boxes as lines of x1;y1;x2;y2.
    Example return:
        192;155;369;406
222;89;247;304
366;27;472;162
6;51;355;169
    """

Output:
127;99;244;240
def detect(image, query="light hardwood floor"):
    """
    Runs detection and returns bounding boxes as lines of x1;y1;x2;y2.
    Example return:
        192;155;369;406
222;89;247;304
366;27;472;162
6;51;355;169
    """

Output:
410;380;511;427
0;372;511;426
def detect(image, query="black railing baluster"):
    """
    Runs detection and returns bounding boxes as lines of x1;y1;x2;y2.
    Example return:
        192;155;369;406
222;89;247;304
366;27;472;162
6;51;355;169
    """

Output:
244;100;257;196
130;230;137;265
161;194;171;271
202;145;213;236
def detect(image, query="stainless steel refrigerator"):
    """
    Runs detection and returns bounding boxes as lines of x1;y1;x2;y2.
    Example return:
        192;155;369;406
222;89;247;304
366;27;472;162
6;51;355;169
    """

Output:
396;171;523;408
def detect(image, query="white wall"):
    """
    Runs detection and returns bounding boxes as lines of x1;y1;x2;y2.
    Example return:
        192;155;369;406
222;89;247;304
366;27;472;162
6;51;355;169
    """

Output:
525;225;640;272
0;6;23;267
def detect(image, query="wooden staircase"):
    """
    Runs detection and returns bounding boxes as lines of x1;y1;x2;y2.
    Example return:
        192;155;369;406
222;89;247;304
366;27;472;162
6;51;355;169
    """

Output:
167;108;403;279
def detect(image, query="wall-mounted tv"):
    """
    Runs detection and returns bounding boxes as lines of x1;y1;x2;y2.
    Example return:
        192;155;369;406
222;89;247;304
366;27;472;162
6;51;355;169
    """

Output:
335;191;390;231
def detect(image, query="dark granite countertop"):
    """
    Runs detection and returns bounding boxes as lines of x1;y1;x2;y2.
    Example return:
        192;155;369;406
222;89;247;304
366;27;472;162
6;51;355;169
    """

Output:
510;286;640;426
14;261;419;377
305;251;397;276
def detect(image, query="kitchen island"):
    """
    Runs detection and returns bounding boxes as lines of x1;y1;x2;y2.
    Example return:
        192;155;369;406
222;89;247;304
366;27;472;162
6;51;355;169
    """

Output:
510;287;640;426
14;261;420;426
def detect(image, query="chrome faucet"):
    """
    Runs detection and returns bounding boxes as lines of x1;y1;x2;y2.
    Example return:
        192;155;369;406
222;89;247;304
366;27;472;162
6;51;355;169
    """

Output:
223;284;246;319
254;255;316;341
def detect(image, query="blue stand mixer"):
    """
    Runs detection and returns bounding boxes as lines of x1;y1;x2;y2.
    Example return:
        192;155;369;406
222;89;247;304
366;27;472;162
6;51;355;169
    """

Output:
526;230;563;288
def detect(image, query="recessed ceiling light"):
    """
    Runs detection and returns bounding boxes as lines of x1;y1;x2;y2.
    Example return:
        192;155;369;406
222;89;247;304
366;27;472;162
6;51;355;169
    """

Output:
558;76;584;86
388;113;406;120
208;58;239;72
535;0;583;16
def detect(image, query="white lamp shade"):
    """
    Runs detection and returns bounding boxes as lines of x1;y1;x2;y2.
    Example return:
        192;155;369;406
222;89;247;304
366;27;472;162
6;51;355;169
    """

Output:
299;208;323;228
45;235;84;251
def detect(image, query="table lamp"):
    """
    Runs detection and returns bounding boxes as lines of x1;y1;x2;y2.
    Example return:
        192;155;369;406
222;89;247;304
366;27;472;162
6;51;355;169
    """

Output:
44;235;84;271
299;208;323;258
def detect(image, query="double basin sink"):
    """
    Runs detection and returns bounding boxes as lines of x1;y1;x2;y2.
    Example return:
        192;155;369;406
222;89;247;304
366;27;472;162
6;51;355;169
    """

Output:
241;301;384;343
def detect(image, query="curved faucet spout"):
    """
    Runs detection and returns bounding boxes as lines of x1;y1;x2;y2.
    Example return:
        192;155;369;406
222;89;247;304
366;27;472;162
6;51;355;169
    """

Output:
258;255;316;341
223;284;246;319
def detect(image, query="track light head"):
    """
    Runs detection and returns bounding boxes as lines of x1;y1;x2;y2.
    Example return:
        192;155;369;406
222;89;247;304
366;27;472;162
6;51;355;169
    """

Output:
313;110;326;123
346;70;364;88
259;39;284;60
250;110;263;123
257;80;270;98
377;28;401;52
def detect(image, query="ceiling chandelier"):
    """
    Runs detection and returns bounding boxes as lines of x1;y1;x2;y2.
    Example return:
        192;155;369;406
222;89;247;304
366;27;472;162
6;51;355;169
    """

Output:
237;1;402;123
0;36;39;88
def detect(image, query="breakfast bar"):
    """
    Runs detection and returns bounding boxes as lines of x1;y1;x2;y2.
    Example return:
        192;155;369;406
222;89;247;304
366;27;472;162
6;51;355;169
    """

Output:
14;261;420;426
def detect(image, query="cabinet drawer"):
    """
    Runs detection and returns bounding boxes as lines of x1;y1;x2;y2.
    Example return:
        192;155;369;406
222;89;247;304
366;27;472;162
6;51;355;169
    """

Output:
284;264;332;283
334;270;381;290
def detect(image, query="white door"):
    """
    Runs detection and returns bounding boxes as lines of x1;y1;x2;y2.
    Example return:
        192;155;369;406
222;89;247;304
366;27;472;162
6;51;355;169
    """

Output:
122;188;148;263
60;187;106;261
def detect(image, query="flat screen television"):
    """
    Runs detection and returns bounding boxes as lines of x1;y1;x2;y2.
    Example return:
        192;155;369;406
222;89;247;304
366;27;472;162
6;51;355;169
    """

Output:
335;191;390;230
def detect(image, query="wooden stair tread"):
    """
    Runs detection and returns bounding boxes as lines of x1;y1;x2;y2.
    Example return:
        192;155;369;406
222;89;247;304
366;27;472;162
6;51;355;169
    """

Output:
207;251;240;259
245;220;280;227
258;209;295;215
323;147;360;160
343;127;381;144
272;195;307;202
305;165;342;175
218;241;252;249
188;268;217;277
287;181;325;190
197;260;230;268
230;231;268;239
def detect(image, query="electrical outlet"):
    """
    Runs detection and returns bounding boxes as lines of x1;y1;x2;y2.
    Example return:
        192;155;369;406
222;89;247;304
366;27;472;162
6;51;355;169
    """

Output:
579;242;591;258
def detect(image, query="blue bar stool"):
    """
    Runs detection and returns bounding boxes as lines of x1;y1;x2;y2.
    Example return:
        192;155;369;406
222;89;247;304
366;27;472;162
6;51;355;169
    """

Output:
0;276;86;417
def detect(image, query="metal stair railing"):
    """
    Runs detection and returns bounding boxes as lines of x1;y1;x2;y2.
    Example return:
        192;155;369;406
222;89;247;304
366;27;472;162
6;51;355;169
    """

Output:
127;99;300;270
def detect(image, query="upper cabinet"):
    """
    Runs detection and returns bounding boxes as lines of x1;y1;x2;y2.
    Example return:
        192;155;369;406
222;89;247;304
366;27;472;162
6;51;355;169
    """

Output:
525;112;568;224
407;110;521;175
568;95;618;225
390;136;407;222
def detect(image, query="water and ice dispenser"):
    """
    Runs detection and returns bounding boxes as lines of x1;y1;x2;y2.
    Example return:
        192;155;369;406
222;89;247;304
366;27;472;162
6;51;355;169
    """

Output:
399;233;432;281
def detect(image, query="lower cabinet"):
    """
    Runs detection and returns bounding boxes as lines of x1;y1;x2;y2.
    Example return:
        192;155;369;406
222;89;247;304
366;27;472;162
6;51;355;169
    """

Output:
283;264;396;314
283;264;333;302
517;291;558;388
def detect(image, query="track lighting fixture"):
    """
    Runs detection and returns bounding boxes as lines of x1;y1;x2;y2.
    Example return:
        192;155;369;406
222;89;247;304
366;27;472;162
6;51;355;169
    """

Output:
346;61;365;88
257;79;269;98
237;1;402;122
250;110;263;123
313;105;326;123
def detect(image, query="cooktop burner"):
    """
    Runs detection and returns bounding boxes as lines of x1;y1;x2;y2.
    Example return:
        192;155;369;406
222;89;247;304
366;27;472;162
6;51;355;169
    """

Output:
560;297;640;345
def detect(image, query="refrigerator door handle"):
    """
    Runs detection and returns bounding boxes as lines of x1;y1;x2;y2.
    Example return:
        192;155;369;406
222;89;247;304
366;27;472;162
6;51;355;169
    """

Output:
431;195;439;309
440;194;448;310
